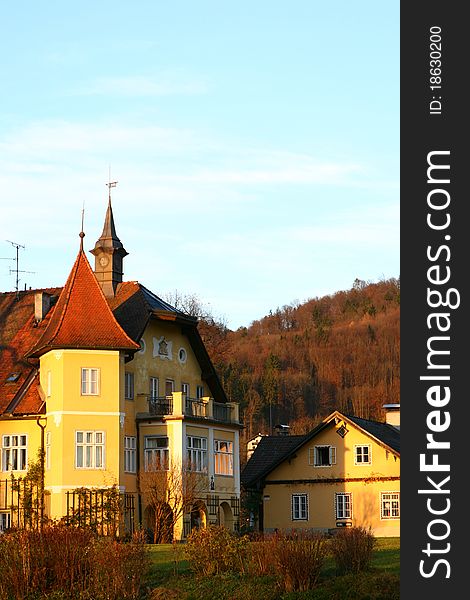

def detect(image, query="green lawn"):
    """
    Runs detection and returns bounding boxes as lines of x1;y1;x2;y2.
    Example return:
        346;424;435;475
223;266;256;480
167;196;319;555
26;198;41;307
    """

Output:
145;537;400;600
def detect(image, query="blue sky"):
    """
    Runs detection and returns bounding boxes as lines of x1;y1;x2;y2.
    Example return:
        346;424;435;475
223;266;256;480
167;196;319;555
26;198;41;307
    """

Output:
0;1;399;330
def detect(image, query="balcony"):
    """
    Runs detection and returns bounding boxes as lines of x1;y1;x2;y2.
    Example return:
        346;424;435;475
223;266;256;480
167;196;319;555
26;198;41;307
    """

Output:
149;396;173;416
146;392;239;425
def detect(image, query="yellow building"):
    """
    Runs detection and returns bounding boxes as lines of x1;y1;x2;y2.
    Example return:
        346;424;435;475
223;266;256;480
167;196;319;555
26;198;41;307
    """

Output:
0;198;241;539
241;411;400;537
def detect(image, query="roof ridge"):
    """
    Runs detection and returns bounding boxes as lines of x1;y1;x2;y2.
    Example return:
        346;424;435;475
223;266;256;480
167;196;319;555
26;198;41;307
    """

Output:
41;250;83;350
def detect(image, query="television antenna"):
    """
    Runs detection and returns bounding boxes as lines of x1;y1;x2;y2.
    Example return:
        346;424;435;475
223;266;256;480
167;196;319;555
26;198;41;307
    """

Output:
2;240;35;297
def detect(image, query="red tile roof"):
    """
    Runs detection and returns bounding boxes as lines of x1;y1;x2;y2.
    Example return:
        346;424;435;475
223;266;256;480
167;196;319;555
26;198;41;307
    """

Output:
0;288;60;415
27;249;139;358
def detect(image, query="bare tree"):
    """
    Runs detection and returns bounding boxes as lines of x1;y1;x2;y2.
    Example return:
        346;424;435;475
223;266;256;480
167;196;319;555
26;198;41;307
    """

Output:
139;458;206;543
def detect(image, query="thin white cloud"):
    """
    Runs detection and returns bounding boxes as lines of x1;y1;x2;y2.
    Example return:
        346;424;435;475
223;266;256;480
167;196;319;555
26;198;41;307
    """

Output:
0;119;373;205
71;75;208;97
0;121;196;158
0;117;398;309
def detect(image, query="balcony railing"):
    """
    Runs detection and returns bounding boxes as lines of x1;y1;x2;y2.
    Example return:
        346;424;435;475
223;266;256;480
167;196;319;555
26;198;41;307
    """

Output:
213;402;231;422
145;393;239;424
149;396;173;416
185;397;206;418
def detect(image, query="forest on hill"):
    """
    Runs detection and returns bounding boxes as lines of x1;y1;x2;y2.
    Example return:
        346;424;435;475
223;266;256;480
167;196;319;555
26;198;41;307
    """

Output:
195;277;400;445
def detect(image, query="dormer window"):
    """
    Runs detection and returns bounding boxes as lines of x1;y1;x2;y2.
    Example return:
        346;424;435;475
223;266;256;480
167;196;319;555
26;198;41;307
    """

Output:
5;372;21;383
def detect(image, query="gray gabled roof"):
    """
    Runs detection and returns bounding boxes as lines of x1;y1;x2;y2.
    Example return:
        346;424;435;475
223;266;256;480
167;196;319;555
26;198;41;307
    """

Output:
241;411;400;489
241;434;308;488
344;414;400;454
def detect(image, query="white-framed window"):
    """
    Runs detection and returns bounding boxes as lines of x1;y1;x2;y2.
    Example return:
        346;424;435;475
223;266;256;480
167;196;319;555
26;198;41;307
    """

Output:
214;440;233;476
75;431;105;469
45;431;51;470
182;382;190;399
335;492;352;519
355;444;371;465
2;435;27;471
309;445;336;467
81;368;99;395
292;493;308;520
124;372;134;400
0;512;11;532
196;385;204;399
144;436;169;471
165;379;174;397
124;436;137;473
381;492;400;519
187;436;208;472
150;377;159;399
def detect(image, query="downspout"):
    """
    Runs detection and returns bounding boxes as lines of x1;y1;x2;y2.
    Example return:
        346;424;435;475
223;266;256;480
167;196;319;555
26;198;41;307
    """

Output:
36;416;47;529
136;419;142;529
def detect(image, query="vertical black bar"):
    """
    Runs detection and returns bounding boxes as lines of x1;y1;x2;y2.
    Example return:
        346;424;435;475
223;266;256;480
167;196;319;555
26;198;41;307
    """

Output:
401;2;466;597
100;491;104;536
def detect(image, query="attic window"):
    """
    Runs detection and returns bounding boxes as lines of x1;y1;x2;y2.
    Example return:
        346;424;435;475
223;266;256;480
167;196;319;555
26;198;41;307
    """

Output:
5;372;21;383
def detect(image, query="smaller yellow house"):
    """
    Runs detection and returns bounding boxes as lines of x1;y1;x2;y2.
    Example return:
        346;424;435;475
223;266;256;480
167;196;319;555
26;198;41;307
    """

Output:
241;411;400;537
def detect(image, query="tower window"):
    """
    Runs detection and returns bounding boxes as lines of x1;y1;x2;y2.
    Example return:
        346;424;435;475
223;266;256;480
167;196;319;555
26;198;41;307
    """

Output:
81;368;99;395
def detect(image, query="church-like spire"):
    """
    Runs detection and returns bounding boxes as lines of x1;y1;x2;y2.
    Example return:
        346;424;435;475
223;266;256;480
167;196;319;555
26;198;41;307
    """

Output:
27;239;139;359
90;182;128;297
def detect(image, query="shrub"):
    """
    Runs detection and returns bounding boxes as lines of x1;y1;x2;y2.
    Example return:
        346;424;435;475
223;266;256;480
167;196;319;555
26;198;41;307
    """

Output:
0;525;149;600
88;529;150;599
185;525;249;576
271;530;328;592
330;525;376;574
245;539;277;576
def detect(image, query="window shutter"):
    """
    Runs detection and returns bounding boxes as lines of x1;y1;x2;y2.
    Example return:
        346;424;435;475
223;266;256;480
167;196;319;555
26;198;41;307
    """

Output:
308;448;315;465
330;446;336;465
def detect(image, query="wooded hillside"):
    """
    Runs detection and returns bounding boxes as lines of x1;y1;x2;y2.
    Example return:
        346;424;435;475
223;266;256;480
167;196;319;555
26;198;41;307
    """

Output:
198;277;400;442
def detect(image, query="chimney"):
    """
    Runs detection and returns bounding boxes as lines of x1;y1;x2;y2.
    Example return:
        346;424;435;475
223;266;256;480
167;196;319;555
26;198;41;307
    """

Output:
383;404;400;429
35;292;51;322
274;424;290;436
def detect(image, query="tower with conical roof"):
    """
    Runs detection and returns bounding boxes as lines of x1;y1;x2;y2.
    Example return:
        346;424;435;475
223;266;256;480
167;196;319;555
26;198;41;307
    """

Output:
90;187;128;297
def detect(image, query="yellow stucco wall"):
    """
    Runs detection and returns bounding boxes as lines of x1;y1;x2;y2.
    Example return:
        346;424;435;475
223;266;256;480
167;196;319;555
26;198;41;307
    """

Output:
38;349;124;518
127;320;212;414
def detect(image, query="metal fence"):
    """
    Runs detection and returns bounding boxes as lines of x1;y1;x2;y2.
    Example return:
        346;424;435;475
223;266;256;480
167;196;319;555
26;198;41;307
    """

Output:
65;488;136;537
0;479;135;537
0;477;45;530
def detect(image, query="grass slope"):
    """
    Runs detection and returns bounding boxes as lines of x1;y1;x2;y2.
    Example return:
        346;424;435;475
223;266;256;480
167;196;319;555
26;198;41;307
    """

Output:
145;537;400;600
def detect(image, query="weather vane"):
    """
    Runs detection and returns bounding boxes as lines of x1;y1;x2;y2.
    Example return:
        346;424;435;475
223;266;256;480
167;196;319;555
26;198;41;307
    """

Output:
107;166;118;202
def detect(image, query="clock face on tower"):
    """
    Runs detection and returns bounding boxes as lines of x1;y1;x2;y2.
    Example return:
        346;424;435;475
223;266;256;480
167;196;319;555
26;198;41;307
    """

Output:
99;255;109;267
